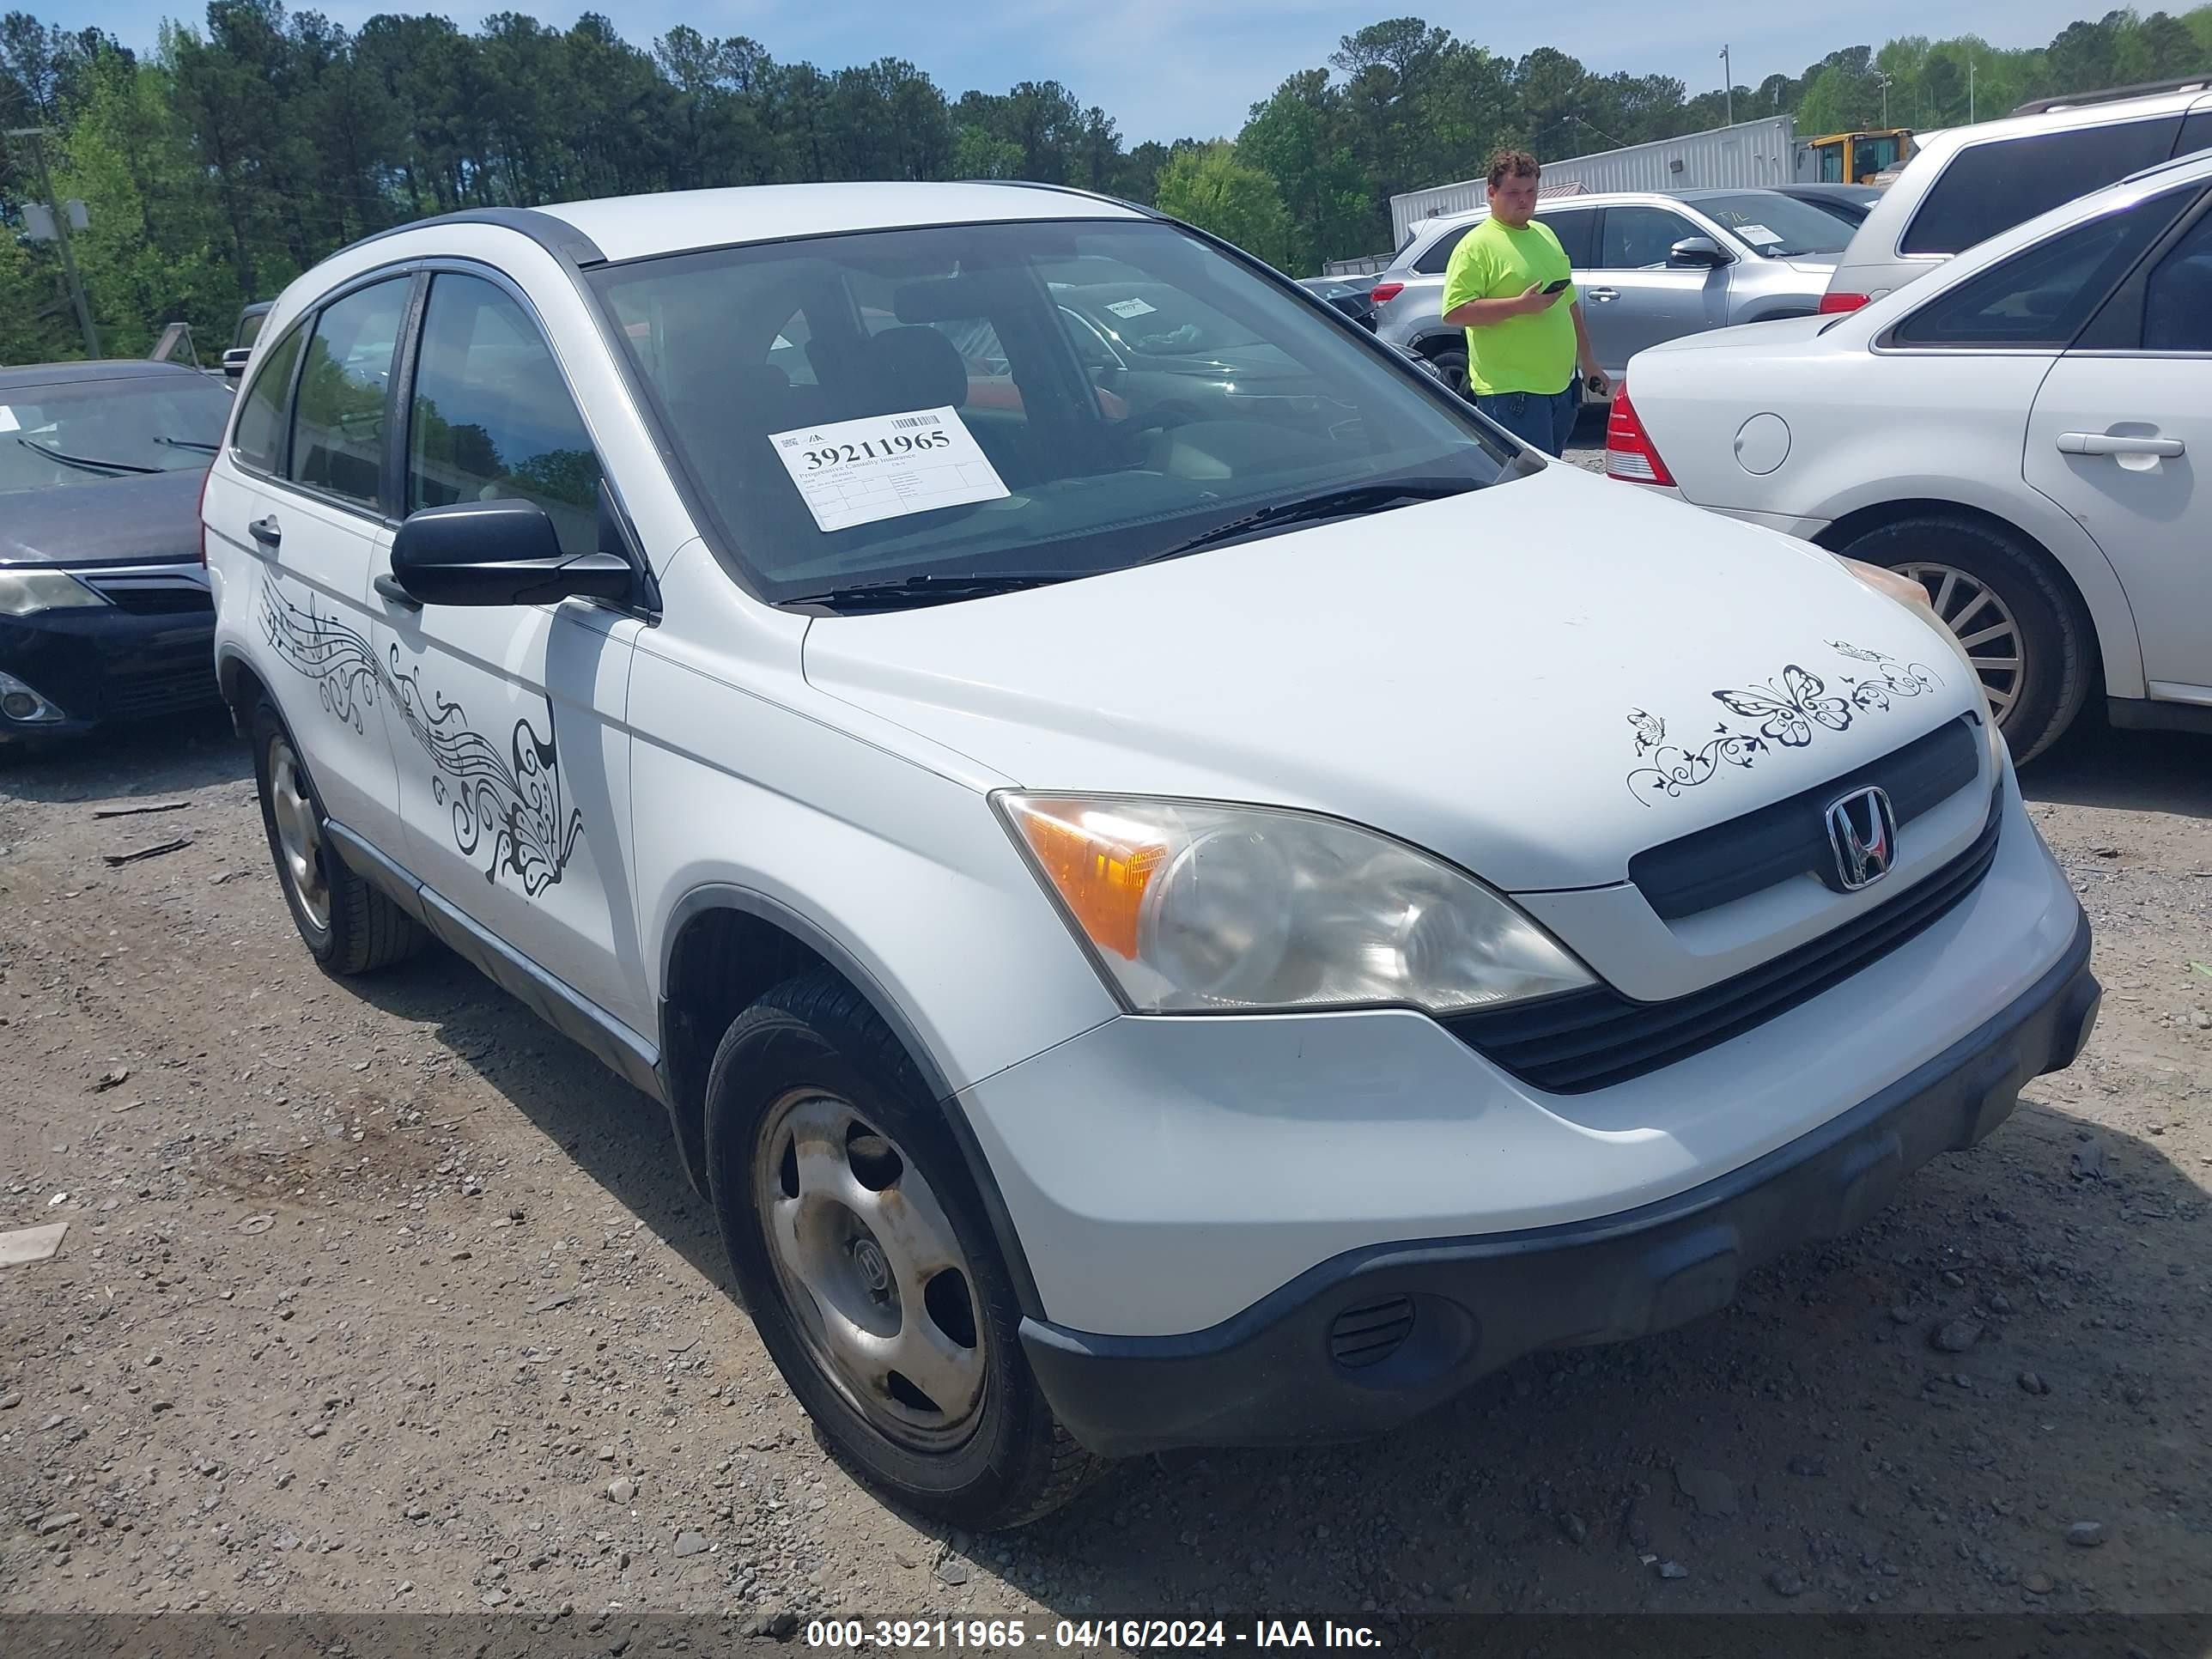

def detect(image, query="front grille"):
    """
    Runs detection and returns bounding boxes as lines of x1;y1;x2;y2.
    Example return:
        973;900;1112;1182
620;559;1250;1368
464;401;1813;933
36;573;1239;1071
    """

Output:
102;663;222;721
80;568;213;616
1328;1297;1416;1370
1629;716;1982;920
1447;784;2004;1094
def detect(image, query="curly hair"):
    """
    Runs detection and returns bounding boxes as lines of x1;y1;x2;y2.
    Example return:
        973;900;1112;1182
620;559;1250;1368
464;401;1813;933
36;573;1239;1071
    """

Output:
1486;149;1540;190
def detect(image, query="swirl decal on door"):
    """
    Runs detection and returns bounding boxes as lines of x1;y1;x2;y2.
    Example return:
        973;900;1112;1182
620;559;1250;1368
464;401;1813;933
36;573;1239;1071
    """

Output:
1625;641;1942;804
257;577;584;895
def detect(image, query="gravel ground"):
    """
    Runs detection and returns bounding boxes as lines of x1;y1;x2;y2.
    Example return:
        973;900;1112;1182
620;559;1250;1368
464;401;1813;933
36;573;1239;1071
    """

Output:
3;679;2209;1629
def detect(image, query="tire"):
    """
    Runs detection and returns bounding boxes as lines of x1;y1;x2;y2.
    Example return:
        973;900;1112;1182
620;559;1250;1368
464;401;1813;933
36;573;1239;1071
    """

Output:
704;971;1103;1530
1425;344;1471;399
1840;514;2094;765
251;701;425;975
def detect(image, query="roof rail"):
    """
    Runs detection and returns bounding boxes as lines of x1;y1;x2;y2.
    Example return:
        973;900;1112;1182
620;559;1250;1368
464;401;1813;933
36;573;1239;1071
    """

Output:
2012;76;2210;117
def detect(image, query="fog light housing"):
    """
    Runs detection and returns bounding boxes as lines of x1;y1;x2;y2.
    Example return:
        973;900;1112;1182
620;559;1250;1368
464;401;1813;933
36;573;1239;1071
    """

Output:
0;671;64;724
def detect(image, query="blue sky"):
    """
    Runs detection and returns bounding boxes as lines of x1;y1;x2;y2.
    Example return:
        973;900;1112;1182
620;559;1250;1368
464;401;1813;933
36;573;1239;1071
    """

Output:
93;0;2111;143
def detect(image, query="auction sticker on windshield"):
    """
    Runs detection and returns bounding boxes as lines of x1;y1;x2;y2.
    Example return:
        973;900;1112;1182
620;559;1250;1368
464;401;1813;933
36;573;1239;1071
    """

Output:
1103;297;1158;318
769;407;1010;533
1735;223;1783;247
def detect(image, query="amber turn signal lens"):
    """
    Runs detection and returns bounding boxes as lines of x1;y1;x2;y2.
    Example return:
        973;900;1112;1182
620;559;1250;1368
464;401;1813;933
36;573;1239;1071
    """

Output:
1000;798;1168;960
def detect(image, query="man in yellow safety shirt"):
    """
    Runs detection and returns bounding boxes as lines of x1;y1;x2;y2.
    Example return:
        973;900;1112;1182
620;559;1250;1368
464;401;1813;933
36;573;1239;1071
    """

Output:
1440;148;1611;457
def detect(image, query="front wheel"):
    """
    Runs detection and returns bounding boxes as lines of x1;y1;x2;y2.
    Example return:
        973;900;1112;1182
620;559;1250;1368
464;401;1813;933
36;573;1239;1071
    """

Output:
704;973;1102;1529
1840;516;2095;764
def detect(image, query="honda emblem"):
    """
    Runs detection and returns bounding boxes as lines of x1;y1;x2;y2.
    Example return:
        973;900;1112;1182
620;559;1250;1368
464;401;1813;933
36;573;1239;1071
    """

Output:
1826;786;1897;891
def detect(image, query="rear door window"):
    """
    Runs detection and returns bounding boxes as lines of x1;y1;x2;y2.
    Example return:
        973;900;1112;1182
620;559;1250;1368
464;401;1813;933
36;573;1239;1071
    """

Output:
232;322;305;475
2142;211;2212;351
1535;207;1595;269
1892;191;2184;349
289;279;410;509
1899;117;2184;256
2178;107;2212;161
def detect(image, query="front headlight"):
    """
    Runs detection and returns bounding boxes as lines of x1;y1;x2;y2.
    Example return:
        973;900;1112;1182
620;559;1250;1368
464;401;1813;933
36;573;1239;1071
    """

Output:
995;793;1595;1015
0;569;109;617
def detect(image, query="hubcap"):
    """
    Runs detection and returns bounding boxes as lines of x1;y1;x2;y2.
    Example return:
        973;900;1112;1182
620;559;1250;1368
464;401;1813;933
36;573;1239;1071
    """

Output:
1893;562;2026;724
756;1091;987;1454
268;738;330;933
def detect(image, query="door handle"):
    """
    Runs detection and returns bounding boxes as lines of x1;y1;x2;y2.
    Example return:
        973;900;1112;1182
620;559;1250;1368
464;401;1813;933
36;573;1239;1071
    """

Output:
1585;287;1620;301
2057;431;2185;458
247;515;282;548
374;574;422;611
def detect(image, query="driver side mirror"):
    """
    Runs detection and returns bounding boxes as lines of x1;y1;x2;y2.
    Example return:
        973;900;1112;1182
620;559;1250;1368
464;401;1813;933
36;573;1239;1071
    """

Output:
388;497;635;608
221;347;253;381
1668;236;1730;269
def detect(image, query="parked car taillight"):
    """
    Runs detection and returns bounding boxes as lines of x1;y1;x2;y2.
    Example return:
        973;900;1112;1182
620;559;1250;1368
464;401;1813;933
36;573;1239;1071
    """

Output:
1370;282;1405;305
1605;384;1675;487
1817;291;1869;313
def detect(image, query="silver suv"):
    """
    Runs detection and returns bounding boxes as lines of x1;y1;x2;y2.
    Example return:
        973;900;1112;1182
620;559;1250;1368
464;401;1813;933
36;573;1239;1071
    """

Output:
1370;189;1847;396
1824;79;2212;309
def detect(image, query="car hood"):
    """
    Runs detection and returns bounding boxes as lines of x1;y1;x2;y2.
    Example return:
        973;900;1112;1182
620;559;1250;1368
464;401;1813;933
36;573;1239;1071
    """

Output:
0;469;205;568
801;464;1980;892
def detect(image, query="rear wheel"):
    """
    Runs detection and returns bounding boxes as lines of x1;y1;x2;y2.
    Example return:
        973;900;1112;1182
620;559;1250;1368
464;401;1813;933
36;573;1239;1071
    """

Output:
1840;515;2094;764
252;702;425;974
705;972;1102;1529
1425;344;1470;399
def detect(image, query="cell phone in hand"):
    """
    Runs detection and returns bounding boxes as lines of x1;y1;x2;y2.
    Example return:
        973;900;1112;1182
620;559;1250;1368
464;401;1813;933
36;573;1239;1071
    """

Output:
1543;277;1572;295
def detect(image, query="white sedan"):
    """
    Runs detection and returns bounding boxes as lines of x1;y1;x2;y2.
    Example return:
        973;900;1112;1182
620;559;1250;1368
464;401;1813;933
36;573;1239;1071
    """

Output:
1608;148;2212;761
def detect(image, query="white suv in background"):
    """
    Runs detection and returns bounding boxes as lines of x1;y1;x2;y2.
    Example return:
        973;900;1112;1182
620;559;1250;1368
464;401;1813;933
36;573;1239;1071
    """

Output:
204;181;2098;1530
1823;76;2212;311
1613;150;2212;761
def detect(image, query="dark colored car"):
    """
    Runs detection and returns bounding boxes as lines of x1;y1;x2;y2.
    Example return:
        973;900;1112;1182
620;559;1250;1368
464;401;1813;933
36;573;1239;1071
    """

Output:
0;361;231;745
1296;276;1381;328
221;300;275;381
1768;183;1886;227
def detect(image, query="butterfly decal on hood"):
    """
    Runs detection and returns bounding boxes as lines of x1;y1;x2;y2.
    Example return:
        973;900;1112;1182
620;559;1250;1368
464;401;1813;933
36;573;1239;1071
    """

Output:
1626;641;1944;804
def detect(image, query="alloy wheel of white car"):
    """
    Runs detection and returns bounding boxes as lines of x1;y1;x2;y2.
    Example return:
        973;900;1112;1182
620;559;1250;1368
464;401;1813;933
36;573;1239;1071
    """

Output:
755;1088;988;1452
1892;561;2027;724
267;735;331;933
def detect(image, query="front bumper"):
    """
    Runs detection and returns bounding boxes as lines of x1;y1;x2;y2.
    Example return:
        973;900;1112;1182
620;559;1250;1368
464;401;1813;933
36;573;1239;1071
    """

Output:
1021;913;2097;1457
0;602;219;741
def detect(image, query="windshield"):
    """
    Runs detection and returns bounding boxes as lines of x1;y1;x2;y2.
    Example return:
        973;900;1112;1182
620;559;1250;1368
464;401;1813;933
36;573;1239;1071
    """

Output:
0;374;233;495
1697;193;1854;258
591;217;1515;605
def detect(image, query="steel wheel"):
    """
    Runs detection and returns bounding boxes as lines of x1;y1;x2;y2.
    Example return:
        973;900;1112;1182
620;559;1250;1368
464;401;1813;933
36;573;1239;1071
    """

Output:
1893;560;2026;724
267;736;330;933
755;1089;988;1455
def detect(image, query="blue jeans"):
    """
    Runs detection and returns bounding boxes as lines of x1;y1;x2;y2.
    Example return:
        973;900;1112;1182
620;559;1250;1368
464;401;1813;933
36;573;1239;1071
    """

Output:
1474;385;1581;458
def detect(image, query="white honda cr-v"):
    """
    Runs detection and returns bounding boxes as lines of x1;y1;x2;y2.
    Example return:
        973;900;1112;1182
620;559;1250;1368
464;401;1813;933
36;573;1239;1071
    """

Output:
202;181;2099;1529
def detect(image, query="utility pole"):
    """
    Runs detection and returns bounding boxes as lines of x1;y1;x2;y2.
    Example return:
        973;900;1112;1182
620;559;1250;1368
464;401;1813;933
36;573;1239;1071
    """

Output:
1720;46;1733;127
1875;72;1892;129
1968;57;1976;123
7;126;98;358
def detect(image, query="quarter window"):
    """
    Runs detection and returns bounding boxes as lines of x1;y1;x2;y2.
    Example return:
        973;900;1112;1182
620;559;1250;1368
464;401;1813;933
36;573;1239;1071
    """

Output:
406;273;603;557
1413;222;1475;275
232;323;304;474
1899;119;2181;256
290;279;409;507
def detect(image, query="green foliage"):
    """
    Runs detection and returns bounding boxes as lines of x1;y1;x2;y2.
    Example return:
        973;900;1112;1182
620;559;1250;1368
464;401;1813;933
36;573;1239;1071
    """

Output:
1153;140;1296;270
4;3;2209;362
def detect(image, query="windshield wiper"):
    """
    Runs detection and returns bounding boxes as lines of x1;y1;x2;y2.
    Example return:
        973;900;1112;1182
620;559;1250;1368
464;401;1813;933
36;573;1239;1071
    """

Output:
17;436;161;477
1139;477;1479;566
784;571;1076;612
155;435;221;453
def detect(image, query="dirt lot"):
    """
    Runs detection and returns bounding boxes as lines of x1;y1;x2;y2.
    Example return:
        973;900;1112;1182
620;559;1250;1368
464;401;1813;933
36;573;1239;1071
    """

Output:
2;697;2209;1632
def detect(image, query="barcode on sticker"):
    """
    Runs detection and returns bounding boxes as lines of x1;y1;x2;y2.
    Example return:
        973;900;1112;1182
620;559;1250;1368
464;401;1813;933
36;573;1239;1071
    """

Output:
891;415;941;429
